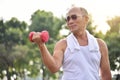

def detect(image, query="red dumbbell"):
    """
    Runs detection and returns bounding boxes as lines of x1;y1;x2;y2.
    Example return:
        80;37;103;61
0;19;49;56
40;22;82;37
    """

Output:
29;30;49;43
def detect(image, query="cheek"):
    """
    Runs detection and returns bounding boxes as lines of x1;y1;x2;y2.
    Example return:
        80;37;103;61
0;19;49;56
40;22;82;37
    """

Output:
77;22;85;30
78;20;85;27
77;21;83;27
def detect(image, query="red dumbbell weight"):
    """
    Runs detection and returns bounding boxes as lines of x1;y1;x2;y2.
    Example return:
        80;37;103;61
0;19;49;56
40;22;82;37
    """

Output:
29;30;49;43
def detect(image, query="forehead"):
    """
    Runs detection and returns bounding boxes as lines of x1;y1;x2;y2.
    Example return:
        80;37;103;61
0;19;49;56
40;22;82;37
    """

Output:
66;7;81;16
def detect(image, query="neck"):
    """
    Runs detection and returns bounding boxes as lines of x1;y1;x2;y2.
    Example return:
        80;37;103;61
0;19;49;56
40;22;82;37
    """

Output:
73;30;86;38
73;30;88;46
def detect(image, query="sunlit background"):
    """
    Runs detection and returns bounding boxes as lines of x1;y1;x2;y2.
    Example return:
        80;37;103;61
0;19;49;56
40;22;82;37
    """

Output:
0;0;120;34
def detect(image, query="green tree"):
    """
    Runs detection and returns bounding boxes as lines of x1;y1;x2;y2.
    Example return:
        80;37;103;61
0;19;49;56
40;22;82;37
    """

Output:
29;10;65;41
0;18;28;79
105;16;120;71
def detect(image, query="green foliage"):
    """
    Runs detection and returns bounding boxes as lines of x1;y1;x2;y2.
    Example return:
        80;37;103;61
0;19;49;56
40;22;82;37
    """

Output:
0;18;28;50
29;10;65;41
105;16;120;71
0;18;28;79
107;16;120;33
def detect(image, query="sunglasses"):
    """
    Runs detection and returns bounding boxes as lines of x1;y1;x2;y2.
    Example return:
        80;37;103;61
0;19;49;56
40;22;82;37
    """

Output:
65;15;81;22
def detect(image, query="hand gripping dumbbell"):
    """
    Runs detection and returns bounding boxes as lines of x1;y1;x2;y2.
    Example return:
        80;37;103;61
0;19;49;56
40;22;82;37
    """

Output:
29;30;49;43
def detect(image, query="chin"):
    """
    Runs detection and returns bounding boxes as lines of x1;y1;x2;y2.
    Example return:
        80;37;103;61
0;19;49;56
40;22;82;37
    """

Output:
70;29;78;32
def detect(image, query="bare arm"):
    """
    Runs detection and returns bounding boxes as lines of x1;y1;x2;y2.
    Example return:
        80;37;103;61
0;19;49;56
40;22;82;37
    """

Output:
38;39;66;73
32;32;66;73
97;39;112;80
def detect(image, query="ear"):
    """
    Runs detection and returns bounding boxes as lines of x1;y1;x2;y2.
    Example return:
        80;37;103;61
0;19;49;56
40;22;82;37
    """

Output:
84;16;89;23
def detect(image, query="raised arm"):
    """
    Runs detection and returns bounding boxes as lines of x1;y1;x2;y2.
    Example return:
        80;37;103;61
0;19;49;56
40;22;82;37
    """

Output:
32;32;66;73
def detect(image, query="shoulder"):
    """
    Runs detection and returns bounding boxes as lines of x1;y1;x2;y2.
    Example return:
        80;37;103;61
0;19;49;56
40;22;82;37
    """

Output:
56;38;67;45
55;38;67;51
96;38;108;56
97;38;107;48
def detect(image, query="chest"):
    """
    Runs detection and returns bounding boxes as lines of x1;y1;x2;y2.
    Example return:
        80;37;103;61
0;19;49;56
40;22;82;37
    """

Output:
63;46;101;67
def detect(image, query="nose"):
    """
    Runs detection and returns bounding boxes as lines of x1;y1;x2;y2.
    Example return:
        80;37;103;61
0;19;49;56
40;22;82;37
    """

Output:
67;19;74;27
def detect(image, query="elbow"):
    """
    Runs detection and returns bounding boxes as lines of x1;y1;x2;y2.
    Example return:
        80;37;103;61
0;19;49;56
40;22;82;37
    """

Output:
50;68;60;74
50;70;58;74
48;66;60;74
45;61;61;73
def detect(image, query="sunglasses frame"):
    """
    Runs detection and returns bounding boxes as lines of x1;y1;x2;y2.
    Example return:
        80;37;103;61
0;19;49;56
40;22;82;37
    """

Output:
65;15;81;22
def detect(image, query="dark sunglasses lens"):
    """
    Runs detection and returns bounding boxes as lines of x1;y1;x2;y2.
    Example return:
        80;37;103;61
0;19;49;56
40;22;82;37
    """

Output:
71;15;77;20
66;15;77;22
66;16;70;22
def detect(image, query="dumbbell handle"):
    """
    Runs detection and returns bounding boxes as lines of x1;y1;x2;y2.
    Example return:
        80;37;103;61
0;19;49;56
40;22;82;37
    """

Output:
29;30;49;43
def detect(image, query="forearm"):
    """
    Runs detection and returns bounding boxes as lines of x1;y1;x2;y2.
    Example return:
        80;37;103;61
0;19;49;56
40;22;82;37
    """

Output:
101;71;112;80
38;44;58;73
101;76;112;80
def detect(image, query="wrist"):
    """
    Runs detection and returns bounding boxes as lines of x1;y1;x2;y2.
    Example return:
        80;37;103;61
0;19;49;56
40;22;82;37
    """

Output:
38;43;45;48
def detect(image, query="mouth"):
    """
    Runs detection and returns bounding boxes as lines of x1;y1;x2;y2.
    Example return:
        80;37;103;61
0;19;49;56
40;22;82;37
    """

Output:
69;24;76;28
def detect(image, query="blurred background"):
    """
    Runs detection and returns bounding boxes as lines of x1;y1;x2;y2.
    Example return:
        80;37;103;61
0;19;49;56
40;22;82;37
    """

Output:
0;0;120;80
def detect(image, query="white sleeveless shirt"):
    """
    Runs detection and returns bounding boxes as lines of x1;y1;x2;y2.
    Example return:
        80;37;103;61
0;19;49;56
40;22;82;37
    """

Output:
61;31;101;80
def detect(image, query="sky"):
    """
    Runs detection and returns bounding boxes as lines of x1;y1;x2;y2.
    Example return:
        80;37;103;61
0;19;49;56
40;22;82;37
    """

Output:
0;0;120;34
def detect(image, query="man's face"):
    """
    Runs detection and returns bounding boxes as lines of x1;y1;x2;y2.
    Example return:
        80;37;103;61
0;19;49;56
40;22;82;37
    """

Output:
66;7;86;33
